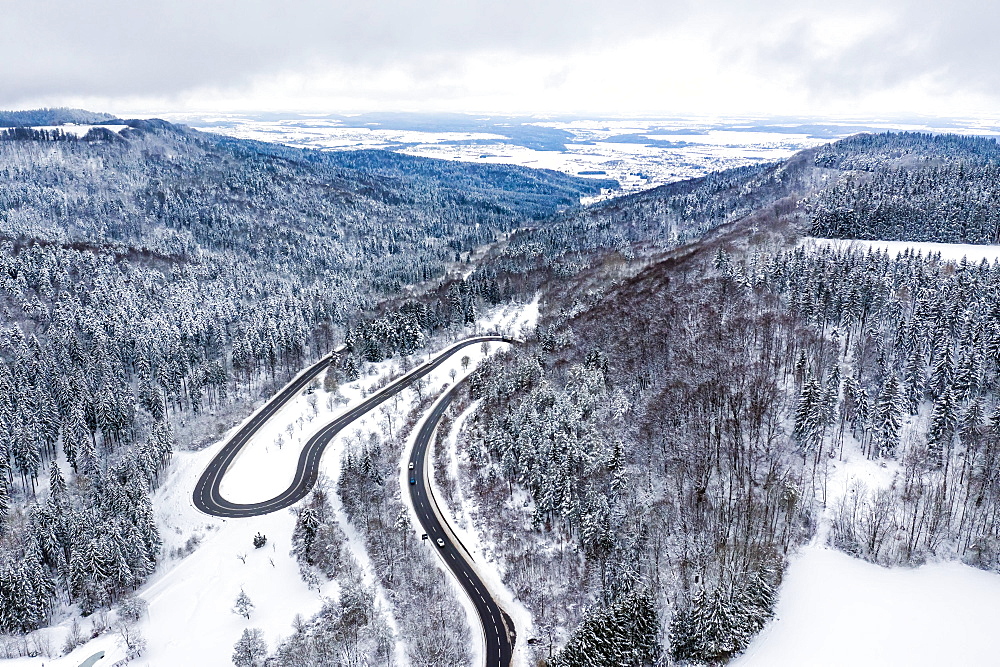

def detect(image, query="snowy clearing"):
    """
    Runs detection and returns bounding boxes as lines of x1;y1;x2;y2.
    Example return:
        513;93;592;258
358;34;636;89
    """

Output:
803;237;1000;264
736;401;1000;666
734;546;1000;667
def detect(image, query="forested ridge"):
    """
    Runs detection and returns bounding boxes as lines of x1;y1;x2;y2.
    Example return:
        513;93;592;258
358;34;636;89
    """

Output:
0;114;608;636
810;132;1000;243
440;131;1000;664
0;108;119;127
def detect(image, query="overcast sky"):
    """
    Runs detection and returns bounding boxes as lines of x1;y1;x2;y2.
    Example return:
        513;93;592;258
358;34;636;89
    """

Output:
2;0;997;117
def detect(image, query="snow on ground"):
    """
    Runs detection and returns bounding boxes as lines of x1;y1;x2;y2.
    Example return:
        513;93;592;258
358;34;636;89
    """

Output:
736;411;1000;666
475;294;539;341
219;382;327;503
2;299;540;666
734;549;1000;667
803;237;1000;264
6;361;348;666
5;430;334;667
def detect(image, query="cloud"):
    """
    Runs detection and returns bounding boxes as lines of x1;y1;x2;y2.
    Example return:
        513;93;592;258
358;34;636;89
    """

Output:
1;0;998;115
0;0;686;100
730;0;1000;112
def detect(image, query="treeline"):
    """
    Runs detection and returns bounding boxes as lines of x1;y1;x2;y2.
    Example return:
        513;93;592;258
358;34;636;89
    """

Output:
0;108;118;127
344;274;508;364
749;245;1000;569
811;132;1000;244
810;163;1000;243
813;131;1000;171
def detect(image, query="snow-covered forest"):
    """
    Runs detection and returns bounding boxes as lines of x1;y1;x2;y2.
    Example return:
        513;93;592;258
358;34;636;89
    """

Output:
0;117;605;646
5;121;1000;666
428;131;1000;664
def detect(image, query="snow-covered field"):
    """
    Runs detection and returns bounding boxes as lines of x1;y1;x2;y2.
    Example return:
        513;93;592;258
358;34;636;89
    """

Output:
172;123;506;150
735;547;1000;667
3;301;537;667
398;137;815;204
157;113;845;202
735;392;1000;667
803;237;1000;264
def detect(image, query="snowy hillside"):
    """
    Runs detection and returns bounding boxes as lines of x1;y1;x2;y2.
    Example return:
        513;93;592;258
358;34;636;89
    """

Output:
2;303;536;666
735;416;1000;666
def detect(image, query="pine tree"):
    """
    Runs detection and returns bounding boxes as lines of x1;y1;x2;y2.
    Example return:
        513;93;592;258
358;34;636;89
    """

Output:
874;375;904;458
792;375;823;454
553;589;659;667
929;344;954;398
49;461;68;510
902;345;925;413
342;356;359;382
292;506;320;567
233;589;254;619
927;388;958;466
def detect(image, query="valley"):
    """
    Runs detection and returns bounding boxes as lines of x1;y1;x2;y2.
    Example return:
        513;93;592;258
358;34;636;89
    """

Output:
3;113;1000;667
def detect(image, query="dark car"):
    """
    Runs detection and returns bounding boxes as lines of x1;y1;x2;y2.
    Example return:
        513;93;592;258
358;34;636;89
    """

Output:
409;477;416;485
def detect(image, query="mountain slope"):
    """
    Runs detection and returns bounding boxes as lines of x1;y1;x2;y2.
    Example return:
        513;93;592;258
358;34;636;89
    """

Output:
0;114;609;640
443;131;1000;664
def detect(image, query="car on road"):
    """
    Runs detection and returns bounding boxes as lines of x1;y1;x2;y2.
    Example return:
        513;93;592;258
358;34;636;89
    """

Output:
410;477;416;485
436;538;445;547
408;462;414;470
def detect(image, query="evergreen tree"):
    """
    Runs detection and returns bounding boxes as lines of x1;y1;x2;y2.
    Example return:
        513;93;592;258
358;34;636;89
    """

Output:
874;374;905;458
792;375;823;454
927;388;959;466
552;589;659;666
233;589;254;619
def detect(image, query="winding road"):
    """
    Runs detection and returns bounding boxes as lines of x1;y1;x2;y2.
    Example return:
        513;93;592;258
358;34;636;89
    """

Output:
193;335;509;518
408;381;516;667
193;335;517;666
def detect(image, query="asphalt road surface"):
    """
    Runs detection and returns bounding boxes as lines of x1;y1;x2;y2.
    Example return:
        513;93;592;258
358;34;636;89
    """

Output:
408;381;516;667
193;336;510;518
